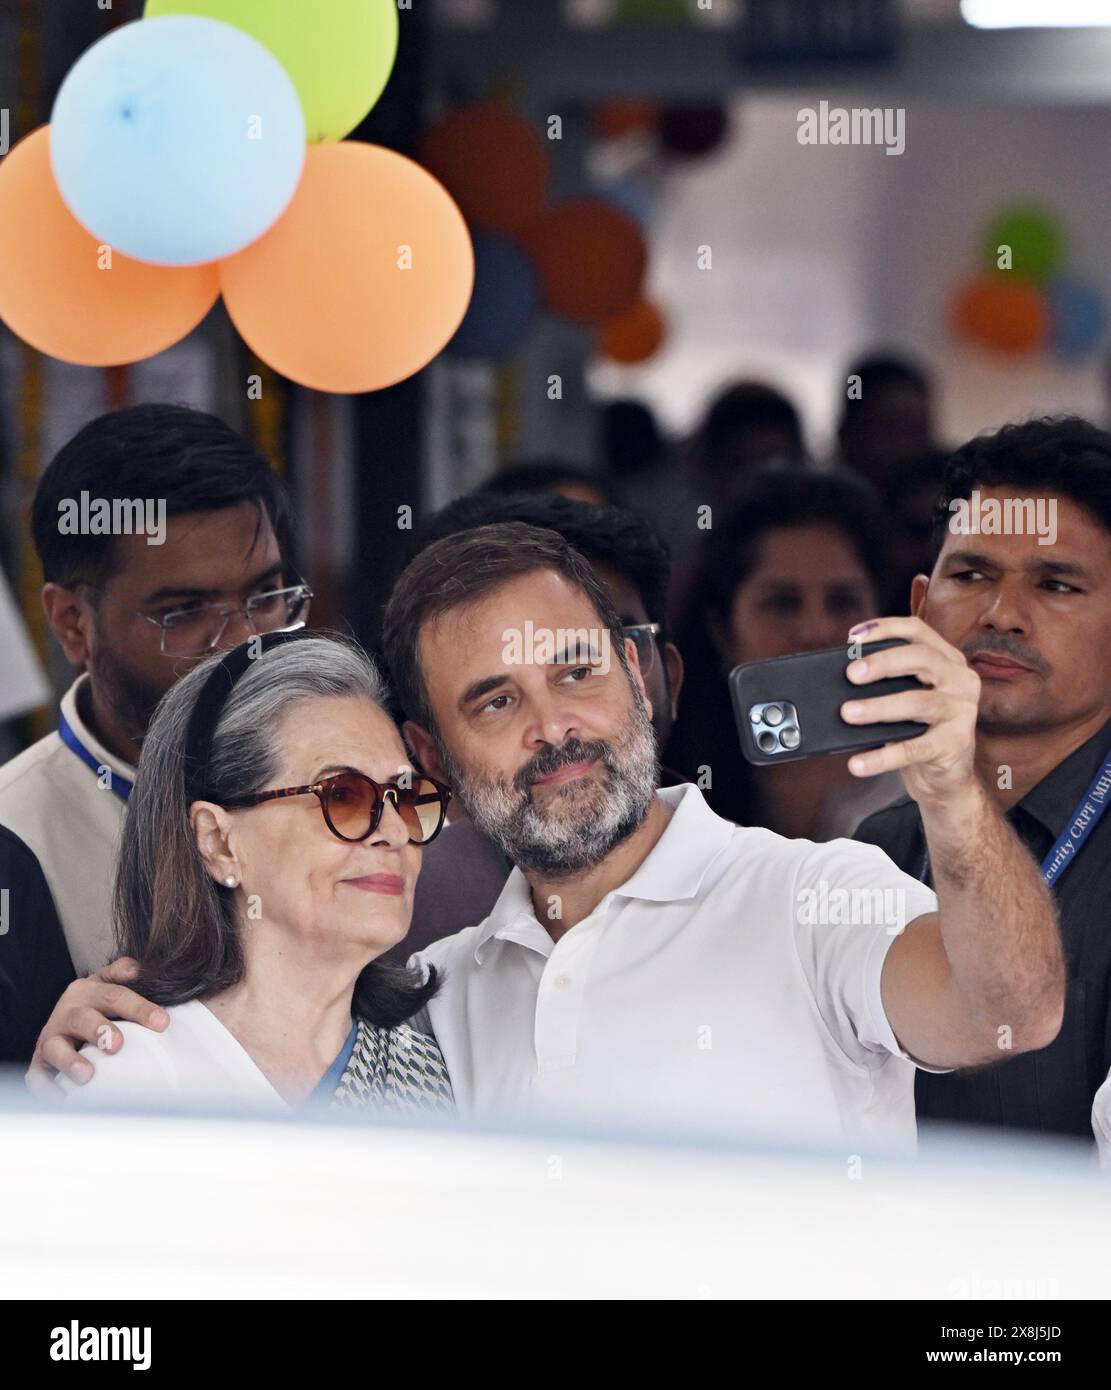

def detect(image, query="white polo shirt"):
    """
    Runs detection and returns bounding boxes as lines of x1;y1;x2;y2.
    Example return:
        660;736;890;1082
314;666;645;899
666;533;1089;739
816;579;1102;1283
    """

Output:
412;784;938;1151
0;675;132;977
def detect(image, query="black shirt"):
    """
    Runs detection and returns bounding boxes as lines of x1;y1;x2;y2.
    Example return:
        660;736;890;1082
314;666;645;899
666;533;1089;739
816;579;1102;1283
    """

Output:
855;718;1111;1143
0;826;76;1066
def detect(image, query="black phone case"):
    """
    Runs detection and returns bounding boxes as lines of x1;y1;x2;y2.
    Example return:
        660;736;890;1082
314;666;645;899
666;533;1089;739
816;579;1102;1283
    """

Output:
730;638;928;766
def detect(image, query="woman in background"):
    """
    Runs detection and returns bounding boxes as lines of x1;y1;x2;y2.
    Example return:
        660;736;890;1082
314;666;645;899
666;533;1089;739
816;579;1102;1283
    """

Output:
665;469;903;839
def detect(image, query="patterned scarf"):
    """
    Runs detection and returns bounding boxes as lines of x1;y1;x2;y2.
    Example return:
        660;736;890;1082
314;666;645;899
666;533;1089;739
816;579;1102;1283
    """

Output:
330;1020;454;1115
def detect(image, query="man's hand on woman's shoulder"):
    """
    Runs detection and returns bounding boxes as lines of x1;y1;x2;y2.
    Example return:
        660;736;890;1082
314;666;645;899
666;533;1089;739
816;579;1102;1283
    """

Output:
25;957;169;1094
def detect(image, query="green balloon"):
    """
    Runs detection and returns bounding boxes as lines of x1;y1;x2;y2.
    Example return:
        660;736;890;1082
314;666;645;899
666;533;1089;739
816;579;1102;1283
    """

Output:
982;205;1065;283
143;0;399;144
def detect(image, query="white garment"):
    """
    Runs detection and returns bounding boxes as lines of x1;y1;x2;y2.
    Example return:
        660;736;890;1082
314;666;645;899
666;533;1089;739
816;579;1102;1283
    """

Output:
56;999;288;1112
0;675;132;976
412;784;938;1151
1093;1071;1111;1167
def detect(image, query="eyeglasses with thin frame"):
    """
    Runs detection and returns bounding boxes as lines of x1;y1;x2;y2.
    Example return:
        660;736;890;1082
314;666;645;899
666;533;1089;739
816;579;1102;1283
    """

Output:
81;583;314;658
220;771;453;846
622;622;662;676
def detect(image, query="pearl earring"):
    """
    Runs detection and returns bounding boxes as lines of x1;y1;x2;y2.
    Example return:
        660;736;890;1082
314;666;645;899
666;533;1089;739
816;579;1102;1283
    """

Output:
224;875;238;888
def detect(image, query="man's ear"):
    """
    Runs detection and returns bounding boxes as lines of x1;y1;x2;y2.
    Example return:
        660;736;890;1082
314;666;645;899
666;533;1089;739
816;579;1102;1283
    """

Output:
623;635;654;722
189;803;238;886
403;720;447;782
662;641;685;720
42;583;93;669
910;572;930;620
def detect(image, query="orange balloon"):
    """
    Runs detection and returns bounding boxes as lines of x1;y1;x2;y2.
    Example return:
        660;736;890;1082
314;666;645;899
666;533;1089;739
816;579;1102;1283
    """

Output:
419;102;549;236
598;298;666;364
521;200;647;324
951;275;1049;355
219;143;475;394
0;127;219;367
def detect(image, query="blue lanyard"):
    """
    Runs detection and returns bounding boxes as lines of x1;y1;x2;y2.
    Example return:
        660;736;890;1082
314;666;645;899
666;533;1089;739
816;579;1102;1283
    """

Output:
58;710;134;803
1040;753;1111;886
919;753;1111;889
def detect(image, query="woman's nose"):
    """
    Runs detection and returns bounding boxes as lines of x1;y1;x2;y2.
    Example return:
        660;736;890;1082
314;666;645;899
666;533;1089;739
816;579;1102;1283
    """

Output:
372;792;413;847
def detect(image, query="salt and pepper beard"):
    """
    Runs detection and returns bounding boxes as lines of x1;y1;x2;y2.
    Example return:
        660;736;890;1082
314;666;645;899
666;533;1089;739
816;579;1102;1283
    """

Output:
438;677;660;880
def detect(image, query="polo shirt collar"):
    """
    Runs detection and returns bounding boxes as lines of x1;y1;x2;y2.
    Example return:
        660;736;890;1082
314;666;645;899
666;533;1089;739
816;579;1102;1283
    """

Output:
60;675;138;785
472;784;735;964
473;869;543;963
1018;715;1111;836
614;783;735;901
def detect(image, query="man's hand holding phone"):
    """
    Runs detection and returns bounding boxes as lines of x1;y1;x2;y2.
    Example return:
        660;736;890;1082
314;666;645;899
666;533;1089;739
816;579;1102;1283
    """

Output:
841;614;981;808
839;615;1062;1071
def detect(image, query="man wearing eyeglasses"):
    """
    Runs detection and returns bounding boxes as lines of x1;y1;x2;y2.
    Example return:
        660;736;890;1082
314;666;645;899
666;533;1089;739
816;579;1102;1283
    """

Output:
0;404;307;1066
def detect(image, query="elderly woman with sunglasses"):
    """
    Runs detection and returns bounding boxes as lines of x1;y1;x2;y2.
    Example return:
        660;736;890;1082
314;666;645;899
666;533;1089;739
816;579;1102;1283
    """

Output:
56;630;454;1115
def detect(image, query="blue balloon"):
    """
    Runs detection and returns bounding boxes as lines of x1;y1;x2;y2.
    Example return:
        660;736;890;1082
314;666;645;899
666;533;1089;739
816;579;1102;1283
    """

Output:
448;234;540;360
50;16;305;266
1047;277;1106;358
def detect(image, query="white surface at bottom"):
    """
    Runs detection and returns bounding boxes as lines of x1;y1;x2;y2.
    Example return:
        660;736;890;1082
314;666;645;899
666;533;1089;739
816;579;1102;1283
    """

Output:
1;1106;1107;1300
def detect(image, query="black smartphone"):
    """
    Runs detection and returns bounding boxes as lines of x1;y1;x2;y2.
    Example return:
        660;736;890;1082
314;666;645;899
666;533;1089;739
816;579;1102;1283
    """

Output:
730;638;928;767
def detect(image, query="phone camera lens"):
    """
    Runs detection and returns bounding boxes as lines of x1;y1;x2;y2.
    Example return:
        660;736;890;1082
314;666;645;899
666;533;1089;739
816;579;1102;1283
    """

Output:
780;727;801;750
763;704;785;726
757;731;778;754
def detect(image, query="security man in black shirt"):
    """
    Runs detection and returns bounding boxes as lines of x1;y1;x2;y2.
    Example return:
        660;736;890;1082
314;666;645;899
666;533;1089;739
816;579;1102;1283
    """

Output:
857;417;1111;1144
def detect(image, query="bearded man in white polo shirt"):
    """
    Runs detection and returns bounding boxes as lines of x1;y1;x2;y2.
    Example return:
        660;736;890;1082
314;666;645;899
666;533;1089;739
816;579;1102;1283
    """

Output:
29;522;1064;1151
374;523;1063;1148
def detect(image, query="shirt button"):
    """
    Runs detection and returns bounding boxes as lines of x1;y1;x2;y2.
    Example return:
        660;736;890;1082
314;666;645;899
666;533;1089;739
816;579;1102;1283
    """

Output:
554;974;571;989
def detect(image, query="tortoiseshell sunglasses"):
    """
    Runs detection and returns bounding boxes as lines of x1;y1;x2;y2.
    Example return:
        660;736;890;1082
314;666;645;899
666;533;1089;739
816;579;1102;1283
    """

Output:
222;771;452;846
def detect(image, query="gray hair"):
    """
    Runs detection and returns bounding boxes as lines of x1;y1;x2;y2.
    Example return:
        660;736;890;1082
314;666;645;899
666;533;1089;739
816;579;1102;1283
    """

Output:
114;634;438;1025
